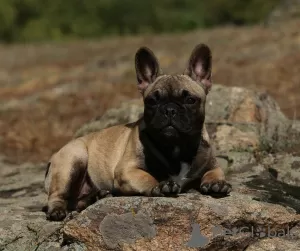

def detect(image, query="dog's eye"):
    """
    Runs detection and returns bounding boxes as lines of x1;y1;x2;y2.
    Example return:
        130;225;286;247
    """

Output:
186;97;197;104
146;95;160;106
147;97;157;106
146;91;161;106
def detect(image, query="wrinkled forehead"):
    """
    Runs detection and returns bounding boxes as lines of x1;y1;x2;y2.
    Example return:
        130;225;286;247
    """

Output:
144;75;206;97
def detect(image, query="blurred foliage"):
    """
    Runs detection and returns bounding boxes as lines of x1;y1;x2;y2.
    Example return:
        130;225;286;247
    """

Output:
0;0;281;43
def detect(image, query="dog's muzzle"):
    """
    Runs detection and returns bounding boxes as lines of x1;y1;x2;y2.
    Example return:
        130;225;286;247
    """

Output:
163;103;179;119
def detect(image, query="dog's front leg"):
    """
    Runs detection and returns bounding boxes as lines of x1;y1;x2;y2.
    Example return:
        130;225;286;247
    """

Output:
115;161;180;197
200;158;232;196
115;160;159;196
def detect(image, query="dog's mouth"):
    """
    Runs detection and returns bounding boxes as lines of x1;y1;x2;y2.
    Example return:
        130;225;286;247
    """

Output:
149;116;194;136
160;125;179;138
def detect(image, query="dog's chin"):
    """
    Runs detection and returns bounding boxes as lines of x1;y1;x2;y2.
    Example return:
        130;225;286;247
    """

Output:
161;126;178;138
157;126;183;144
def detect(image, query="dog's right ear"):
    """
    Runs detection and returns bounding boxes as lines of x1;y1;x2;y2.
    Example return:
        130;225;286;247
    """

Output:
135;47;160;94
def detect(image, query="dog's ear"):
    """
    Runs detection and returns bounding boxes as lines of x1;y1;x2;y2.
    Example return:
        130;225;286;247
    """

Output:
184;44;212;94
135;47;160;94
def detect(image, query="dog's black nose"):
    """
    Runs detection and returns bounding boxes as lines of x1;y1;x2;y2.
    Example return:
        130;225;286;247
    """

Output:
164;104;178;117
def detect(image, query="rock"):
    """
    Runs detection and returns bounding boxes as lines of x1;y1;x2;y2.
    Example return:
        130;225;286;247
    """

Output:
216;151;256;175
246;226;300;251
74;84;299;154
74;99;143;138
62;193;300;251
260;154;300;186
0;209;62;251
0;159;46;211
99;211;156;249
213;125;258;153
0;158;63;251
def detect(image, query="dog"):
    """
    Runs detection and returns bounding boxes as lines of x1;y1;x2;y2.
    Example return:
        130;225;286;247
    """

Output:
44;43;232;221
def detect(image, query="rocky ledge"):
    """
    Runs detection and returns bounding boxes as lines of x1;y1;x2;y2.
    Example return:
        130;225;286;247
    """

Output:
0;84;299;251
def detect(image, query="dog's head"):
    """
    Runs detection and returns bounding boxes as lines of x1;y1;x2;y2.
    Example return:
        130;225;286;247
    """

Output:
135;44;212;142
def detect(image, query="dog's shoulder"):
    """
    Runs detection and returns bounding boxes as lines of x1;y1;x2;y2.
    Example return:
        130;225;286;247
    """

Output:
79;119;139;148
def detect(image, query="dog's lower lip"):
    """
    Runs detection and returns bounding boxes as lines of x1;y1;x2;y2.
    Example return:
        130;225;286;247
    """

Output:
164;125;175;130
161;125;178;135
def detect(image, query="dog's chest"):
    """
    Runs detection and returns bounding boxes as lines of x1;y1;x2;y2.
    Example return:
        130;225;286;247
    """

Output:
142;145;195;181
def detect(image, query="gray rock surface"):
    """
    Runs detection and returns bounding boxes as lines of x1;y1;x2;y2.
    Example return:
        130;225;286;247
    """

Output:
0;158;62;251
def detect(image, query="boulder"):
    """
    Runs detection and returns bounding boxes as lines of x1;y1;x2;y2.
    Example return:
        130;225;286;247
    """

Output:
74;99;143;139
62;193;300;251
74;84;299;154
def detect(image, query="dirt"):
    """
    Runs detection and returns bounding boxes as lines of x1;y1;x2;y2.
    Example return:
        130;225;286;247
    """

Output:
1;19;300;164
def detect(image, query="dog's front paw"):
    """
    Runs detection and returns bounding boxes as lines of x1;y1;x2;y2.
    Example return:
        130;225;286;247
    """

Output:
200;180;232;197
151;180;181;197
46;207;67;221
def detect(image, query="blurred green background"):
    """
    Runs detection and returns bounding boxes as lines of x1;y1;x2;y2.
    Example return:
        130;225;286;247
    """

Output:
0;0;281;43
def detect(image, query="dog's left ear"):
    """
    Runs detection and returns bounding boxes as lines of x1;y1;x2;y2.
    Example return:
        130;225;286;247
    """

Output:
135;47;160;94
184;44;212;94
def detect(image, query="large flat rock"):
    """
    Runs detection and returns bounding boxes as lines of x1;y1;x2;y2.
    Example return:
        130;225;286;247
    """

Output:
63;193;300;251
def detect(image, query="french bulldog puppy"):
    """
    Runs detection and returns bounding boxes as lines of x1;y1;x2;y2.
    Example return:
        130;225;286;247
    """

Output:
44;44;232;221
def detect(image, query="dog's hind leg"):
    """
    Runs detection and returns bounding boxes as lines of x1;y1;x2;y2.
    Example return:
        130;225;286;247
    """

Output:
45;139;88;221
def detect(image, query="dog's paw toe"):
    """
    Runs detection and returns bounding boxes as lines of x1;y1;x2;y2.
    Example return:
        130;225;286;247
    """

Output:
151;186;163;196
46;208;67;221
200;180;232;196
151;180;181;197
